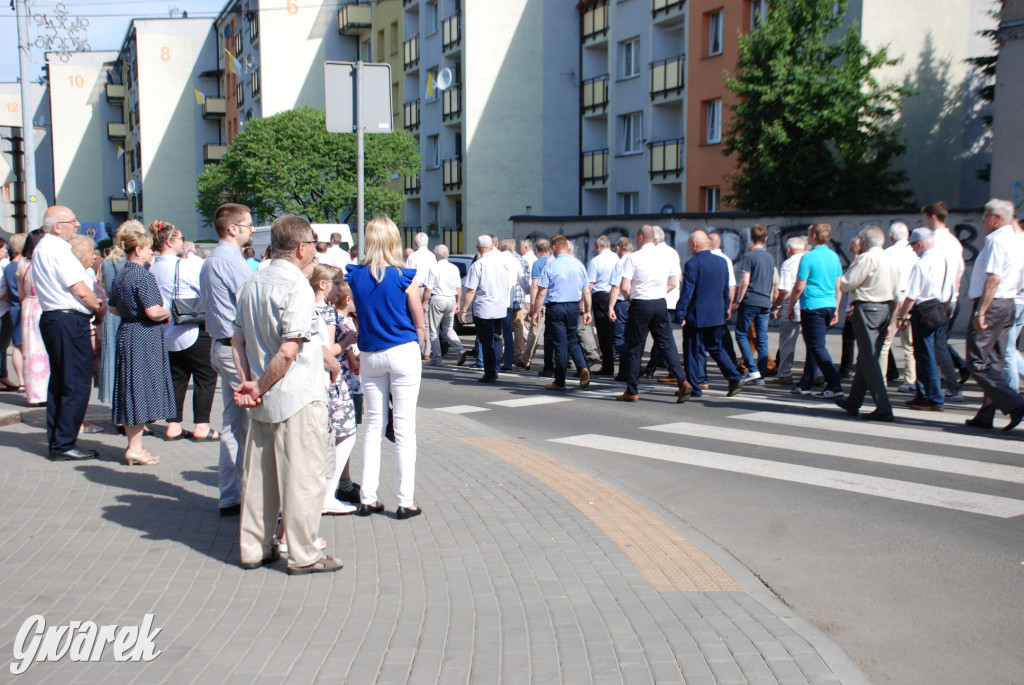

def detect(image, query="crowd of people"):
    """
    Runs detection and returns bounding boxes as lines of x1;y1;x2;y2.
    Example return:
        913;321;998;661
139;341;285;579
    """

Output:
2;196;1021;574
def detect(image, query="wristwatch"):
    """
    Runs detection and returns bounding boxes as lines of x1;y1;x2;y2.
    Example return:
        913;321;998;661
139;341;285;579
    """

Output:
973;311;985;318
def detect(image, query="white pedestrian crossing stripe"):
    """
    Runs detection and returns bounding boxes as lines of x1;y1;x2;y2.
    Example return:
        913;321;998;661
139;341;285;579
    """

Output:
551;434;1024;518
435;405;489;415
489;397;573;408
644;422;1024;484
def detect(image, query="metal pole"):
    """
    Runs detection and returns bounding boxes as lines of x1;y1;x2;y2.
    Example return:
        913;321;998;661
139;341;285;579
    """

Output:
15;0;38;232
355;60;365;260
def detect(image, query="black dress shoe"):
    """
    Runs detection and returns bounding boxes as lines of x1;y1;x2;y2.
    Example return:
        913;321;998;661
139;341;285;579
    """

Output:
862;410;894;422
220;503;241;517
593;368;615;376
834;398;859;417
964;417;993;429
396;506;423;520
335;483;361;504
538;369;553;377
958;367;971;386
726;378;745;397
48;447;99;461
478;376;498;383
356;502;385;517
1004;405;1024;432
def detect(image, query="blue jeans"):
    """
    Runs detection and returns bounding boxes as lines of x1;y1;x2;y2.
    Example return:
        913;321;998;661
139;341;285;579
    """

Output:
910;312;944;406
501;307;516;369
546;302;588;386
798;308;840;392
1005;302;1024;393
736;303;770;376
475;318;503;380
613;299;629;360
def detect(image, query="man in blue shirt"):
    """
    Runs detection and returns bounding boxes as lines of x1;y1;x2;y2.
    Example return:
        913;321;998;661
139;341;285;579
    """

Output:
786;222;843;397
587;235;619;375
531;235;592;390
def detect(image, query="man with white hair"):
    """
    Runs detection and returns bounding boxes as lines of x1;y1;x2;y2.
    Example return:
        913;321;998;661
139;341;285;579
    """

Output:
461;235;512;382
642;226;683;381
880;221;917;391
769;235;806;385
405;231;436;289
835;226;900;421
422;244;466;366
963;199;1024;431
498;239;531;371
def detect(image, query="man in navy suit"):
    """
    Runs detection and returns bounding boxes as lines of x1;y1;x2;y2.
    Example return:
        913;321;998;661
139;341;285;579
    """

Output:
675;231;746;397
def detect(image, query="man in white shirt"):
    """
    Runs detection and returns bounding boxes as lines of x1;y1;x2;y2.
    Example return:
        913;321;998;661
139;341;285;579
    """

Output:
33;206;107;461
879;222;917;392
587;235;619;375
322;232;351;268
641;226;683;380
405;232;436;287
422;244;466;366
769;235;806;385
922;201;968;398
461;236;512;383
963;199;1024;431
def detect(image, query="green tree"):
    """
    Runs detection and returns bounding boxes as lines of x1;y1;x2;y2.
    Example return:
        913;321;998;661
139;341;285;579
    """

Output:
723;0;911;212
196;106;419;225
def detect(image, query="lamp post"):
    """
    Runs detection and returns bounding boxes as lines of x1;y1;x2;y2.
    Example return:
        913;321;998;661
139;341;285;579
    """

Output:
13;0;89;232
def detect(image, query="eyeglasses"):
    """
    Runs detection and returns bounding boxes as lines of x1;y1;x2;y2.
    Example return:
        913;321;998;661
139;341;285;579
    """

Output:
234;222;253;230
301;239;317;245
55;219;79;225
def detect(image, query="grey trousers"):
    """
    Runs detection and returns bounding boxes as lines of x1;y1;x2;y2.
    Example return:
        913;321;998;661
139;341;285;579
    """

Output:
211;342;248;508
967;297;1024;421
777;318;801;378
846;301;894;413
426;295;464;360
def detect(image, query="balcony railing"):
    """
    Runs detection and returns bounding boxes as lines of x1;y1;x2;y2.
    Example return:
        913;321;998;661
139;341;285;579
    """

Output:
107;122;127;139
403;34;419;71
403;99;420;130
204;144;228;164
648;138;684;179
338;3;372;34
443;156;462;191
442;12;461;52
105;83;125;102
582;75;609;114
582;5;608;43
109;197;129;214
442;85;461;122
202;97;226;118
582;148;608;185
652;0;685;19
650;55;685;100
404;174;421;195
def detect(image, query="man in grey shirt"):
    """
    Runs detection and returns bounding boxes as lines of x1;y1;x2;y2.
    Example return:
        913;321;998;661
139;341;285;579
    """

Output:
199;203;255;517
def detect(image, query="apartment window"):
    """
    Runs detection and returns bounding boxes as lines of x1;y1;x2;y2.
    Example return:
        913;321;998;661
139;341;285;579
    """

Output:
426;67;439;101
620;37;640;79
705;186;721;212
619;192;639;215
251;67;260;97
236;81;244;107
428;134;440;168
706;99;722;144
427;1;439;33
750;0;767;29
360;39;371;62
249;12;259;41
620;112;643;155
376;29;385;61
234;27;243;56
390;21;399;55
428;202;439;227
708;10;723;56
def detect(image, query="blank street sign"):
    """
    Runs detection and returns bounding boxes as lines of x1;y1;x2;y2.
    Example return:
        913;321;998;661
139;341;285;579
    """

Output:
324;61;393;134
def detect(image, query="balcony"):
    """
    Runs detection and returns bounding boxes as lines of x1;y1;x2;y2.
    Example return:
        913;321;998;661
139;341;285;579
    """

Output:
404;174;421;196
402;0;417;6
582;148;608;186
648;138;684;180
442;156;462;192
582;5;608;44
105;83;125;102
582;75;609;115
107;122;127;139
204;144;228;164
202;97;227;118
109;197;129;215
442;12;461;52
338;3;372;34
442;85;461;123
403;99;420;131
652;0;685;24
403;34;419;71
650;55;685;101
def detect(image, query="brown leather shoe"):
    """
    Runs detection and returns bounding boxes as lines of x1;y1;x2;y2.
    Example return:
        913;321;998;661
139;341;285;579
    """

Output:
545;382;566;390
657;377;679;383
675;382;693;403
616;392;639;402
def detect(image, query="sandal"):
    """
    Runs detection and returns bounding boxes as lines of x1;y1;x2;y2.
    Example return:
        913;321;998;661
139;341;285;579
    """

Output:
164;430;192;441
189;431;219;442
286;554;344;575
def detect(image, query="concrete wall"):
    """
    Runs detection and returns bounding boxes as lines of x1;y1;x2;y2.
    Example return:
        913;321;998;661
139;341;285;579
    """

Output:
991;0;1024;211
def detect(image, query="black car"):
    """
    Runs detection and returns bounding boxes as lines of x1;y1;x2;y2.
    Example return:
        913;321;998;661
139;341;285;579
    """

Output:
445;254;476;336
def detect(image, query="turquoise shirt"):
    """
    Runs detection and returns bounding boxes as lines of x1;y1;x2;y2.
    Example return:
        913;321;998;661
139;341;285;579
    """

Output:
796;245;842;311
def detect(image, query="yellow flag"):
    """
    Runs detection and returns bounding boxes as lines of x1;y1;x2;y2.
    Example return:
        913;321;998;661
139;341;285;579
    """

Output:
194;88;205;105
117;146;124;159
224;47;236;75
425;71;435;100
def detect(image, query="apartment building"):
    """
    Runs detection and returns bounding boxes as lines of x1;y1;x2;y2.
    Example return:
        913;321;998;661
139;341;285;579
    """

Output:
0;82;53;234
991;0;1024;207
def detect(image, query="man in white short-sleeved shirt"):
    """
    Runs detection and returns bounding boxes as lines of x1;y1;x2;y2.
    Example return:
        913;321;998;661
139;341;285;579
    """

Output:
33;205;107;461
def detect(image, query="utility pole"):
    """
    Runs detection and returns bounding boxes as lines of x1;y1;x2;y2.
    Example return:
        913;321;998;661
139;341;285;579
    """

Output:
15;0;37;232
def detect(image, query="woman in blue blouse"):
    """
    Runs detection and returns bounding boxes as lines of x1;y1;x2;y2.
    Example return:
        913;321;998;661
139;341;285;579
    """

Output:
346;215;426;519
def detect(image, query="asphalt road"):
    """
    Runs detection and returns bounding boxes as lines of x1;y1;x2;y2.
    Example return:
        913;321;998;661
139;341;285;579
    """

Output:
418;348;1024;685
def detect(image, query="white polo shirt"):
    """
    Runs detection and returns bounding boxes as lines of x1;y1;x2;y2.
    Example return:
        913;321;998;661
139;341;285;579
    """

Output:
465;250;511;320
968;224;1024;300
423;259;462;298
620;242;679;301
905;248;954;304
31;233;90;314
711;248;738;287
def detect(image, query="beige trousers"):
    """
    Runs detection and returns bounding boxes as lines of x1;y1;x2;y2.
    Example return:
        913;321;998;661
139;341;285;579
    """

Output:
512;306;531;363
878;295;915;384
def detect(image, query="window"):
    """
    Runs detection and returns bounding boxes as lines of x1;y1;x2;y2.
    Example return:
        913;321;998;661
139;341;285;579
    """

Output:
620;37;640;79
249;12;259;41
620;111;643;155
425;67;439;101
706;99;722;144
390;21;399;55
427;1;439;33
376;29;385;61
251;67;260;97
750;0;767;29
619;192;639;215
236;81;244;107
234;27;243;56
360;39;371;62
705;187;721;212
428;134;440;168
428;202;439;227
708;10;723;56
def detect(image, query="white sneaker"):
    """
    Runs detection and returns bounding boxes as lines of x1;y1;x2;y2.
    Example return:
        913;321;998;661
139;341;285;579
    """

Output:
791;385;812;395
744;370;761;381
322;498;357;515
817;388;844;399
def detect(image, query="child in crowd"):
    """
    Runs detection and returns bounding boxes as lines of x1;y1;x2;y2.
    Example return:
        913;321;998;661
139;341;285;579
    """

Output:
336;279;363;437
311;265;360;514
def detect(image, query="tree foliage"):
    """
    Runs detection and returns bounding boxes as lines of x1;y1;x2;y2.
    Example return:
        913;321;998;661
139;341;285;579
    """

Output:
196;106;419;226
723;0;911;212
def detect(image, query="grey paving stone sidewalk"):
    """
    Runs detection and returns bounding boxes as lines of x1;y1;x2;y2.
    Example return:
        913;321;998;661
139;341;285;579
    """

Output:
0;389;868;684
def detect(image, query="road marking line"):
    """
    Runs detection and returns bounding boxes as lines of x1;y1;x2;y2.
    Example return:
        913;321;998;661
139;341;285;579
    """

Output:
435;405;489;414
644;422;1024;484
551;434;1024;519
735;411;1022;455
488;397;573;408
730;394;987;424
461;436;741;592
